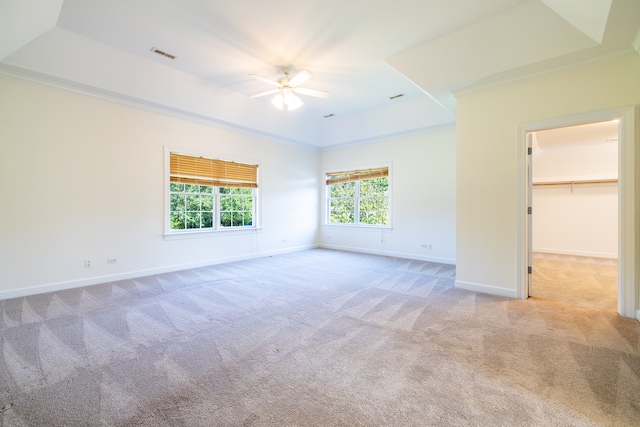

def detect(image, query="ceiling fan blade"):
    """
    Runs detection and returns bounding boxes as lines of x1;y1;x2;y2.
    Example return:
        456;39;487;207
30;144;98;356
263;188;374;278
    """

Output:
288;69;313;87
293;87;330;99
249;74;281;87
250;89;280;98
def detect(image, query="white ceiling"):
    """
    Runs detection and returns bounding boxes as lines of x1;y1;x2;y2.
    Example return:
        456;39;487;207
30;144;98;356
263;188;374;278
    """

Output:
1;0;639;148
535;120;619;149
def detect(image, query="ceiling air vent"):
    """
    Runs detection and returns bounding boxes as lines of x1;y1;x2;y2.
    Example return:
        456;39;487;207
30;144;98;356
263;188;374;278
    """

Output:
151;47;176;60
389;93;405;100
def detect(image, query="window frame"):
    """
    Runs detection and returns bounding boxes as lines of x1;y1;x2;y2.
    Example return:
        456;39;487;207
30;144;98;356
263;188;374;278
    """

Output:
324;164;392;229
164;148;260;239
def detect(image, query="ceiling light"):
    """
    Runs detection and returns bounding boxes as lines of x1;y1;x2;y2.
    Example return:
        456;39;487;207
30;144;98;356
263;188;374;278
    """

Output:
271;88;303;111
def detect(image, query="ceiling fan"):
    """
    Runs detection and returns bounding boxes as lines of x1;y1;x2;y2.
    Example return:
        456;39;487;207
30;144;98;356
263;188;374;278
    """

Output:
249;67;329;111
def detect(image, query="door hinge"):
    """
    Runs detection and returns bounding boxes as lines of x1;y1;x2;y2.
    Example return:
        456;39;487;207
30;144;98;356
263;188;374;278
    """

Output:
528;147;532;155
528;206;532;214
528;266;532;274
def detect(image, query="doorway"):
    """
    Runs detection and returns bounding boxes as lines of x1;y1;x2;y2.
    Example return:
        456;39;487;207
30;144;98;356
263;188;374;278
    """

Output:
518;106;637;318
528;121;618;310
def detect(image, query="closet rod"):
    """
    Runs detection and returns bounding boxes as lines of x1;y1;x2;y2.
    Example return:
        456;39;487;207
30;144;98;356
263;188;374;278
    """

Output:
532;178;618;187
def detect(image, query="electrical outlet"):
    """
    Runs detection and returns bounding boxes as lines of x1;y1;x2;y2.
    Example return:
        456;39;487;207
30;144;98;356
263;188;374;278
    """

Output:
107;258;118;264
84;259;92;268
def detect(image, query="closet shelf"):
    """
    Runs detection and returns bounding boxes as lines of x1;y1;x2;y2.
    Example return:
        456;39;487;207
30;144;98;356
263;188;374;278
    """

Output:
532;178;618;187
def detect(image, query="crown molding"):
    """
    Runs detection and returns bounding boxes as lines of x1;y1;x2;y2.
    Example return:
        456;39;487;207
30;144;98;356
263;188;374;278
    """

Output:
453;47;639;98
0;63;322;151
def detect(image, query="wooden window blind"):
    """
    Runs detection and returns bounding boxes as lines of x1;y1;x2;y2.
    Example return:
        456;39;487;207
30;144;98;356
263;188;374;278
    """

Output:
326;167;388;186
170;152;258;188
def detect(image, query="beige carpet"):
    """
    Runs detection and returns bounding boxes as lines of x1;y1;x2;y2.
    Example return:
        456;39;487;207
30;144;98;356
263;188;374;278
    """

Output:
531;252;618;310
0;249;639;426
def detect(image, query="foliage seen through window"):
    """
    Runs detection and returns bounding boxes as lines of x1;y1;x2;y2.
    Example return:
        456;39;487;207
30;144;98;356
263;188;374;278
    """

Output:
328;170;389;226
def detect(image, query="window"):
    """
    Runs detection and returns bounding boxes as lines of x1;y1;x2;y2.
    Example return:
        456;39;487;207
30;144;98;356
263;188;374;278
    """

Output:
170;183;214;229
167;152;258;233
219;187;253;227
326;167;390;226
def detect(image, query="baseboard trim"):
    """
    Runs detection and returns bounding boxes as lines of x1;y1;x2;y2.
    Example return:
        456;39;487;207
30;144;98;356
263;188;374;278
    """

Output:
533;248;618;259
319;243;456;265
455;280;518;299
0;245;318;301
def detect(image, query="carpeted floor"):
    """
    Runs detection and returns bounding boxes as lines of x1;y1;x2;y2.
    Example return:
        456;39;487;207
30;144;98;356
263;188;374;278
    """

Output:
531;252;618;310
0;249;639;426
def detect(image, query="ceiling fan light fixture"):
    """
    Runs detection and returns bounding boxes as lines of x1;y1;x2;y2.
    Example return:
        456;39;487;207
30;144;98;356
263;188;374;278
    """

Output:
251;69;325;111
271;93;284;110
272;89;303;111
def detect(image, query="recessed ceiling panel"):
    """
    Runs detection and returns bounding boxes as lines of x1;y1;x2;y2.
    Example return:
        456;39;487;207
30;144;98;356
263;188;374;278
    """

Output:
0;0;63;61
541;0;612;43
386;1;598;93
1;0;638;147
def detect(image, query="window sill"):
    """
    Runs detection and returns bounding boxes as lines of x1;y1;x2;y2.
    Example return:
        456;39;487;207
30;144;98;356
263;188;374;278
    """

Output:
322;224;393;231
164;227;262;240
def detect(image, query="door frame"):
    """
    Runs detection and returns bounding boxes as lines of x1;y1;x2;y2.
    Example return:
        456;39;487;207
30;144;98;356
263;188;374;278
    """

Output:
516;106;637;318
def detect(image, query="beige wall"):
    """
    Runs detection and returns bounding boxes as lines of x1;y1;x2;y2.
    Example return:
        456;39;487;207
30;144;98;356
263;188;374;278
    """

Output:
455;55;639;311
0;76;320;298
319;127;457;263
532;140;618;258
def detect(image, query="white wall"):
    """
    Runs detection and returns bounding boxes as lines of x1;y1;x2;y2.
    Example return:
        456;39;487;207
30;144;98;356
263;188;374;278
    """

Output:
533;184;618;257
532;140;618;258
455;55;639;307
532;139;618;180
0;76;320;299
319;127;456;264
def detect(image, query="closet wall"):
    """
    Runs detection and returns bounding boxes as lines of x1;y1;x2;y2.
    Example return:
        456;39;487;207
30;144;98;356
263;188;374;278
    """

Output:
532;131;618;259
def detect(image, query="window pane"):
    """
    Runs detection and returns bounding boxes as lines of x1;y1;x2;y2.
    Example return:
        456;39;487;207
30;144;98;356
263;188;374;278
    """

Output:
327;172;388;227
170;212;185;230
170;183;184;192
169;168;256;232
360;197;389;225
232;212;243;226
336;198;355;212
231;196;243;211
331;182;355;198
186;212;201;229
220;212;232;227
331;210;355;224
201;195;213;211
186;195;200;211
170;194;185;212
330;198;355;224
361;177;388;197
244;212;253;226
201;212;213;228
220;195;232;211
